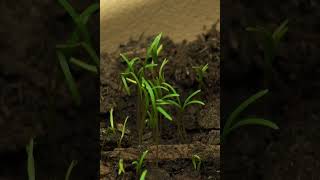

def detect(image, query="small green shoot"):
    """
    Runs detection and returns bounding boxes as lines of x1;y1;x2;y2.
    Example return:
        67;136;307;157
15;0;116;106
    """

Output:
192;154;202;172
26;138;35;180
222;89;279;142
107;108;116;134
246;19;288;84
132;150;149;176
192;63;209;88
26;138;77;180
158;84;205;140
139;169;148;180
65;160;77;180
118;159;125;175
118;116;129;148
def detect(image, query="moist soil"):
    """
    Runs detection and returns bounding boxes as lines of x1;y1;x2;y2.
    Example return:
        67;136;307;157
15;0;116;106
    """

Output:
100;24;220;179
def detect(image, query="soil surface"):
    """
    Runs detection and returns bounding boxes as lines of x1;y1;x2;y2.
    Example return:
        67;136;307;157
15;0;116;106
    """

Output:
0;1;100;179
100;24;220;179
100;0;220;53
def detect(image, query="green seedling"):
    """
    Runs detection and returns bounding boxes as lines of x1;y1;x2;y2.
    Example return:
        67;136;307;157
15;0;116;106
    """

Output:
139;169;148;180
221;89;279;142
118;159;125;175
65;160;78;180
56;0;99;105
246;19;288;85
121;33;170;145
158;84;204;140
192;154;202;172
132;150;149;177
26;138;77;180
107;108;116;134
118;116;129;148
26;138;35;180
192;63;209;88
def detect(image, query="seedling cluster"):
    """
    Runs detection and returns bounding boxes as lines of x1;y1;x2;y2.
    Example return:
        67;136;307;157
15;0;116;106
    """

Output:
56;0;99;105
120;33;205;145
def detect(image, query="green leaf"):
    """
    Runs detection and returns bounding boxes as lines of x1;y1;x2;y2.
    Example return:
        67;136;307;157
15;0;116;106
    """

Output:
157;106;172;121
81;42;99;66
164;99;181;108
272;19;288;41
147;33;162;61
159;59;169;80
118;159;125;175
183;90;202;109
119;116;129;148
80;3;99;24
65;160;77;180
223;89;269;133
58;0;79;22
56;42;99;66
69;57;98;74
161;93;180;100
26;138;35;180
184;100;205;108
224;118;279;138
121;75;131;95
57;51;81;105
139;150;149;168
109;108;115;133
143;79;156;112
202;63;209;72
140;170;148;180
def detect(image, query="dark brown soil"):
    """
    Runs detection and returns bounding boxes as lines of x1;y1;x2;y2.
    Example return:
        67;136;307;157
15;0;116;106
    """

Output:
0;1;99;179
221;0;320;179
100;25;220;179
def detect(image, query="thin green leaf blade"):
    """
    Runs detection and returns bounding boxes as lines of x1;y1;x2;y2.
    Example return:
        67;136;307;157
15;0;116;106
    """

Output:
224;89;268;132
70;57;98;74
26;138;35;180
65;160;77;180
224;118;279;139
184;100;205;108
57;51;81;105
183;90;202;108
80;3;99;24
140;170;148;180
157;106;172;121
58;0;79;22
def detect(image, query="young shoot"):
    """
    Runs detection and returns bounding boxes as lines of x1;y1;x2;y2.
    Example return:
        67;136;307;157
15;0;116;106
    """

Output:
158;83;205;140
65;160;78;180
120;33;167;145
192;154;202;172
246;19;288;85
132;150;149;177
118;116;129;148
140;169;148;180
221;89;279;143
26;138;35;180
107;108;116;134
26;138;77;180
192;63;209;88
118;159;125;175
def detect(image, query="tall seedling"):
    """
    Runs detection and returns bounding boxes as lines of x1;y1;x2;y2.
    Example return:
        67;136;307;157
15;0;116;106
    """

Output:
56;0;99;105
246;19;288;86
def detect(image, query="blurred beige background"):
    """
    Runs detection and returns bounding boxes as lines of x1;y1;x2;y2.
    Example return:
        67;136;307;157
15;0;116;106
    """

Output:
100;0;220;53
